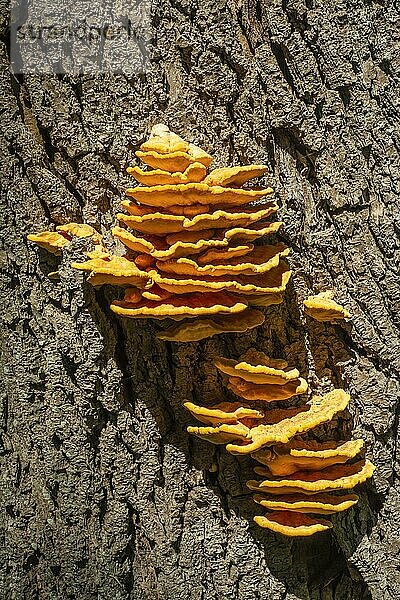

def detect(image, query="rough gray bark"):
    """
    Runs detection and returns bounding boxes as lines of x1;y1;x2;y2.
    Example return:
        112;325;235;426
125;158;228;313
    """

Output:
1;0;399;599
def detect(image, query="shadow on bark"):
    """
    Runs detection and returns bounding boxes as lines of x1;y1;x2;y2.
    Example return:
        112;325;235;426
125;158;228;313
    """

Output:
78;266;381;600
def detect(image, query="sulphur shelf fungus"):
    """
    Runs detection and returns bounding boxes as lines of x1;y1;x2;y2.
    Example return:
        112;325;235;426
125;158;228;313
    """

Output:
28;124;291;342
215;350;308;403
27;223;106;255
110;291;248;320
188;388;349;453
114;124;289;340
183;401;264;426
253;511;333;537
184;350;375;536
248;458;374;536
28;125;375;537
251;439;365;476
304;290;351;323
253;493;359;515
156;309;265;342
249;459;375;495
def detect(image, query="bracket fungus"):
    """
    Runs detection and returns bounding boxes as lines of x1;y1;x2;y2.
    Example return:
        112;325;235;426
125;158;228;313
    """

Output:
27;231;71;254
214;349;308;403
110;291;248;320
156;309;265;342
155;244;290;278
253;493;359;515
71;256;151;288
215;351;299;385
253;512;333;537
227;376;308;403
249;459;375;494
28;124;291;341
28;125;375;537
304;290;351;323
125;182;273;208
137;123;213;169
127;162;207;186
251;439;365;476
204;165;269;187
183;402;264;426
188;388;349;454
225;389;350;454
27;223;105;255
184;350;375;535
149;262;292;297
119;201;279;235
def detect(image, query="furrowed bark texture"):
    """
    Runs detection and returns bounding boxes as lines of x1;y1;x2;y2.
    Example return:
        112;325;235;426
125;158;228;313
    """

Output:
1;1;399;599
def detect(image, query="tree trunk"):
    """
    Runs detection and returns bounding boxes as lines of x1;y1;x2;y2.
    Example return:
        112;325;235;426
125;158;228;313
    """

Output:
1;1;399;599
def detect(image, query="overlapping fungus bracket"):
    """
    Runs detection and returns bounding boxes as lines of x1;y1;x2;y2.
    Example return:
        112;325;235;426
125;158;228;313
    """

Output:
113;123;290;341
27;125;374;537
184;349;375;536
27;123;291;342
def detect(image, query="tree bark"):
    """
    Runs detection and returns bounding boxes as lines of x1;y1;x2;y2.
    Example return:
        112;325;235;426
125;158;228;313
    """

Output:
1;1;399;599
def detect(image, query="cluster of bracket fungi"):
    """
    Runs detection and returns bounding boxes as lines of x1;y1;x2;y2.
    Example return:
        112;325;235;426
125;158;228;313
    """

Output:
29;124;291;342
186;350;375;536
28;124;374;536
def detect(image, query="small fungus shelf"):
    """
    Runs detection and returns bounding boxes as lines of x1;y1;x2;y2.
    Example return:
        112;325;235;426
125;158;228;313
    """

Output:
304;290;351;323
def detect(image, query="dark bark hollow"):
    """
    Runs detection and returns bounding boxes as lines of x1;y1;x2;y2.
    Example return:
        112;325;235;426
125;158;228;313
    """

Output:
1;1;399;599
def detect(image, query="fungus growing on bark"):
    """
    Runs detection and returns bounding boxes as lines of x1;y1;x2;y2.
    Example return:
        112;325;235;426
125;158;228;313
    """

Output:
119;201;278;235
253;493;359;515
227;376;308;402
213;350;308;403
138;123;213;168
42;125;288;342
186;422;250;445
156;309;265;342
186;389;347;454
304;290;351;322
215;352;300;384
125;182;273;208
71;256;150;287
28;124;376;539
112;226;240;260
186;358;351;455
225;389;350;454
85;246;111;260
204;165;268;187
184;352;372;535
253;511;333;536
140;123;190;154
28;223;104;254
27;231;70;254
248;459;375;494
56;223;103;244
113;225;271;262
251;439;365;475
110;291;247;320
188;407;310;446
183;402;264;426
27;126;288;343
196;245;254;263
155;244;290;277
135;150;209;173
184;349;374;535
127;162;207;185
150;262;292;295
